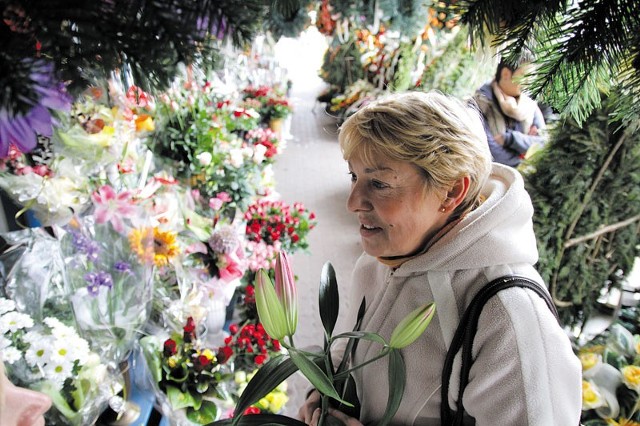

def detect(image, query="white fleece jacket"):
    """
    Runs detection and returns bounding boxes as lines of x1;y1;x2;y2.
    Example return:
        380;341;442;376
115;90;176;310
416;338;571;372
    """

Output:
341;163;582;425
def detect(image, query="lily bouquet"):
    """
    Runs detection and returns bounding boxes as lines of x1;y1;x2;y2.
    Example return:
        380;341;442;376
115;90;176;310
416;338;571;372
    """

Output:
0;297;119;425
58;190;154;366
211;251;436;426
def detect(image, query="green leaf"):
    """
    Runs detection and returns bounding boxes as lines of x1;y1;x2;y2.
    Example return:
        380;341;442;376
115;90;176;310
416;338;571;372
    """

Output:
167;385;197;410
209;413;307;425
186;400;218;424
233;355;299;421
337;298;367;374
288;348;352;407
139;336;163;383
378;349;406;426
333;331;387;346
319;262;340;338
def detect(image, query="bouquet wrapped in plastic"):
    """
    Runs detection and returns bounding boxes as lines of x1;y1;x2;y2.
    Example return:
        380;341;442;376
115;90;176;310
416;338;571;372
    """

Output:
1;297;120;425
140;317;233;425
58;197;154;367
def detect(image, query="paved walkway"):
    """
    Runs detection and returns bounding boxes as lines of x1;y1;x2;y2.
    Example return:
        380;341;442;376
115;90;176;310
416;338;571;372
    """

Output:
272;30;364;417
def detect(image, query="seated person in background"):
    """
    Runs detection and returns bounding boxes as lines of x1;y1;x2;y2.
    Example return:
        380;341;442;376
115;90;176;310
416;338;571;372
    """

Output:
0;359;51;426
473;57;547;167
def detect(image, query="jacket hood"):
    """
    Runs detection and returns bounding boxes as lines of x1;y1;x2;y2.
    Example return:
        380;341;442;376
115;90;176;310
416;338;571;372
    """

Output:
394;163;539;276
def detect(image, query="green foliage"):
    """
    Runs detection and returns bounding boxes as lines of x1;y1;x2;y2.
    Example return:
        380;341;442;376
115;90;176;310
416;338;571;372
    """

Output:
264;0;313;40
418;26;494;98
454;0;640;129
523;93;640;327
0;0;266;115
377;0;432;36
320;38;366;91
389;41;415;92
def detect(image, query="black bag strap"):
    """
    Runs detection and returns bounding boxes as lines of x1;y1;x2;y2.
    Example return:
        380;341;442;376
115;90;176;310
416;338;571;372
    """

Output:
440;275;559;426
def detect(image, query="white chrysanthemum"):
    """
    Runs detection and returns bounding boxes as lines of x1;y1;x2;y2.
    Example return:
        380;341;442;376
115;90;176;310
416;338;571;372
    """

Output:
2;346;22;364
22;330;42;345
43;359;74;390
25;338;53;367
45;318;80;341
0;336;11;349
65;336;90;362
0;311;34;334
0;298;16;315
253;144;267;164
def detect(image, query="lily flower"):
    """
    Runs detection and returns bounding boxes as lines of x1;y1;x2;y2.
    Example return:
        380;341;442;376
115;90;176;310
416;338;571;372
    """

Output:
255;269;289;341
275;251;298;337
389;302;436;349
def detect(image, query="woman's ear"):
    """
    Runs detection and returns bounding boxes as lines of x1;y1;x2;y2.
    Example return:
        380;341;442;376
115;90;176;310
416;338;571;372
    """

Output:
442;176;470;211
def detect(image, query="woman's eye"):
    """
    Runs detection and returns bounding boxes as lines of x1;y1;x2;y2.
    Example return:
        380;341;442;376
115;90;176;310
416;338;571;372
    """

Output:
372;180;387;189
348;172;357;182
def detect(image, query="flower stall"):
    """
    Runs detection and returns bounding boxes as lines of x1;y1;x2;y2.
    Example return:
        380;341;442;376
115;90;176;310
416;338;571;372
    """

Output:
0;28;312;422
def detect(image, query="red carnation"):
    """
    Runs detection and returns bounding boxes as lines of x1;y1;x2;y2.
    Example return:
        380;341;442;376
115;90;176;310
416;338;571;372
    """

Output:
229;323;239;335
163;339;177;357
255;354;266;365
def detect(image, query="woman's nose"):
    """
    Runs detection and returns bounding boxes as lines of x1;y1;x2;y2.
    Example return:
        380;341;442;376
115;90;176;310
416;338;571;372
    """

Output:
347;183;369;213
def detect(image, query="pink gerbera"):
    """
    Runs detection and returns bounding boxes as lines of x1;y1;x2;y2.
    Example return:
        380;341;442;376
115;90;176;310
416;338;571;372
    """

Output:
91;185;138;233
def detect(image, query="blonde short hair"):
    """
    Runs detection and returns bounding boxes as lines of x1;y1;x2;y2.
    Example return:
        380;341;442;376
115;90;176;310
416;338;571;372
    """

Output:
339;91;492;218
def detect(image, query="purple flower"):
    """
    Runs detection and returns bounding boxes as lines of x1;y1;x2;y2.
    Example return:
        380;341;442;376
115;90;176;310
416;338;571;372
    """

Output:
0;60;71;158
84;271;114;295
114;261;132;274
70;230;101;263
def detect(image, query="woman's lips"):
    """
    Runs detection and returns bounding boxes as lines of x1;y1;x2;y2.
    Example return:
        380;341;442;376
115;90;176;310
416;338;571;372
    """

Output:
359;223;382;237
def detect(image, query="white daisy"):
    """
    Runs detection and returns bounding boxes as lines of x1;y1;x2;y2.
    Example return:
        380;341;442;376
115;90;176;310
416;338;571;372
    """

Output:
1;346;22;364
0;336;11;349
0;311;34;334
0;298;16;315
43;358;74;390
25;338;52;368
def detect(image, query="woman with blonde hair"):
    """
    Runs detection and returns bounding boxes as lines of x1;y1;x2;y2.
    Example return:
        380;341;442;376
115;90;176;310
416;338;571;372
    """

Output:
299;91;581;425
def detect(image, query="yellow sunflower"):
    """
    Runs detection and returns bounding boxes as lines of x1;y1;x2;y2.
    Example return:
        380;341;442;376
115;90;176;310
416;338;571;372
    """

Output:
129;227;180;267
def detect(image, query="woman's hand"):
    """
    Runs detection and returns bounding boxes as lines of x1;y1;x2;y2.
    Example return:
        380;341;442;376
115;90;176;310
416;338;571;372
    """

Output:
309;408;364;426
298;390;321;424
299;391;363;426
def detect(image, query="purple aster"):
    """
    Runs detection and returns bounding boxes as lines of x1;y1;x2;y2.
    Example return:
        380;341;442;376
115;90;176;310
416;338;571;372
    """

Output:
84;271;113;295
70;230;101;263
114;261;132;274
84;272;101;296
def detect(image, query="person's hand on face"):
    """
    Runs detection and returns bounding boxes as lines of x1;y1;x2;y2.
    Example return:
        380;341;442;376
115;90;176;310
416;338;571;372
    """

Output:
1;373;52;426
493;133;505;146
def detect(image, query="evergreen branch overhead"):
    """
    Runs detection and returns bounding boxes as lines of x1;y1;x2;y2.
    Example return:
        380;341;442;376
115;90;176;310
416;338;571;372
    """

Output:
456;0;640;127
1;0;266;102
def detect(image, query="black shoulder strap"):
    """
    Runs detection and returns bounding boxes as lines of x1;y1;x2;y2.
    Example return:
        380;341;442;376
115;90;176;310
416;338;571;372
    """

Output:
440;275;559;426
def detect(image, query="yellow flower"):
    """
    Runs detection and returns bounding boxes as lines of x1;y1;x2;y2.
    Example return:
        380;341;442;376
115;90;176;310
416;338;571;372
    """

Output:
135;114;155;132
168;356;177;369
579;352;601;371
235;370;247;384
129;227;155;265
201;348;215;361
267;391;289;413
607;418;640;426
621;365;640;392
582;380;604;410
129;227;180;267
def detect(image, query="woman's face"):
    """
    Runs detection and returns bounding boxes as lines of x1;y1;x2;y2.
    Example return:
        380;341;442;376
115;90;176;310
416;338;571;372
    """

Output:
347;152;449;258
1;372;51;426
